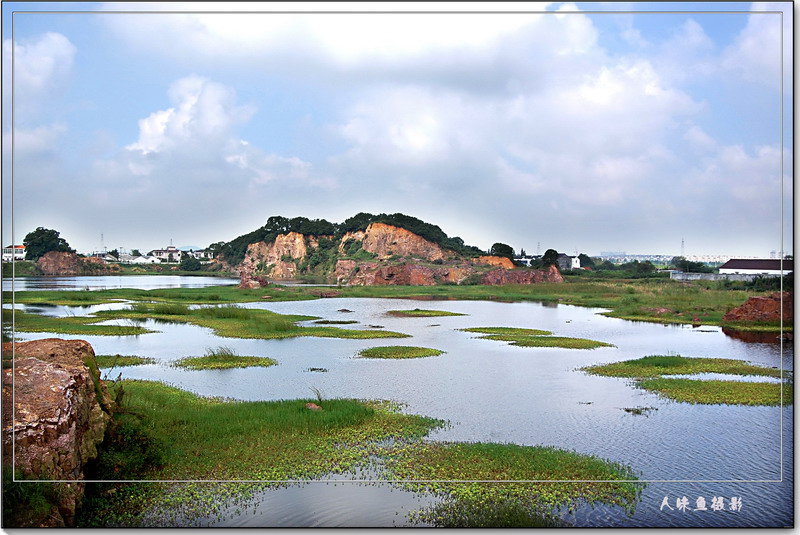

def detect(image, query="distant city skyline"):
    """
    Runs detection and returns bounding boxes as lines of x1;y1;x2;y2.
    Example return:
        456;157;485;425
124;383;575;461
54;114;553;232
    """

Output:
2;2;793;259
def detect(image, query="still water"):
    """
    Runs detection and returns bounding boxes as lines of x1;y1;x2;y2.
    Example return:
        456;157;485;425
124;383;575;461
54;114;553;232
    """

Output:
5;278;793;527
3;275;238;292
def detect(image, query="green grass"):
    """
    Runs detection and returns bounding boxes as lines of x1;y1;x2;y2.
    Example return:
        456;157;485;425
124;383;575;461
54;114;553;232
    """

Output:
583;355;784;379
387;308;467;317
637;377;792;406
5;278;789;330
95;355;156;368
77;380;641;527
583;355;792;406
462;327;553;336
173;346;278;370
3;308;155;337
357;346;445;359
385;441;640;526
462;326;614;350
94;304;410;341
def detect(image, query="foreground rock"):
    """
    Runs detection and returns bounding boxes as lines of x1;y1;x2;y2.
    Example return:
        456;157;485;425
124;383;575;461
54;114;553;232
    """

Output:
2;338;112;527
722;292;793;323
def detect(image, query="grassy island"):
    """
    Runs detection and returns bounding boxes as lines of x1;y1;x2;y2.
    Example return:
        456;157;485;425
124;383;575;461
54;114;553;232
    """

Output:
95;355;156;368
173;347;278;370
387;308;467;317
462;326;614;350
357;346;445;359
583;355;792;406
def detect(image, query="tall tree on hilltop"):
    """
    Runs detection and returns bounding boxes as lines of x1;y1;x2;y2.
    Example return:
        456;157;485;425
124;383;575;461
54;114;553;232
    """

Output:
23;227;74;261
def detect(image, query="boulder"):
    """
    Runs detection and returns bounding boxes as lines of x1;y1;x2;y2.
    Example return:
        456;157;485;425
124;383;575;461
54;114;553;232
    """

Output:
2;339;112;526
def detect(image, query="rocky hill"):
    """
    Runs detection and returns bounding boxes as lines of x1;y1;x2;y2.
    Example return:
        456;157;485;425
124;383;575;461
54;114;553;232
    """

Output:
217;213;563;287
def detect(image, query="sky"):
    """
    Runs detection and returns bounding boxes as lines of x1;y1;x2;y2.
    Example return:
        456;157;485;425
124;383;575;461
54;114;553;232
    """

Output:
1;1;793;258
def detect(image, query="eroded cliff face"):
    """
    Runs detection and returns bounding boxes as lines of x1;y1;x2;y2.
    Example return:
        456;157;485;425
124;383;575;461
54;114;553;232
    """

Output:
342;223;454;261
238;231;310;282
239;223;562;287
722;292;793;323
2;338;113;527
36;252;119;276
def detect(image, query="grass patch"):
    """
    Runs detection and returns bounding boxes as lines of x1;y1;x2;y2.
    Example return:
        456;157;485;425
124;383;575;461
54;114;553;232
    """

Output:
637;378;792;406
462;327;552;336
313;319;359;325
387;308;467;317
583;355;791;406
385;442;639;527
463;326;613;350
357;346;445;359
94;304;409;341
76;380;641;527
95;355;156;368
3;308;155;337
173;346;278;370
583;355;784;379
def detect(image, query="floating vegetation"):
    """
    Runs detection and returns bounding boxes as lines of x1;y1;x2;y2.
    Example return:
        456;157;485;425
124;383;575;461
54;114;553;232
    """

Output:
385;442;640;527
306;367;329;373
95;354;156;368
93;304;409;341
173;347;278;371
583;355;792;406
462;327;613;350
583;355;784;379
313;320;359;325
3;308;155;337
387;308;466;317
357;346;445;359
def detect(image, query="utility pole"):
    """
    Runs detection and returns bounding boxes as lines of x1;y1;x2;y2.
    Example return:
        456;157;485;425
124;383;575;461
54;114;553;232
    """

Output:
681;238;685;258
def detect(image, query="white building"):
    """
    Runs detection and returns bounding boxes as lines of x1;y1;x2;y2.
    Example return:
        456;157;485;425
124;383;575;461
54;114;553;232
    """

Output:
557;253;581;271
2;245;26;262
147;246;184;263
718;259;793;277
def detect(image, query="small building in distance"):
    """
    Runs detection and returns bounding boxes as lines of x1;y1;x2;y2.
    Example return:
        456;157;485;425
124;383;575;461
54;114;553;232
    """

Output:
718;258;793;277
2;245;26;262
148;246;184;263
557;253;581;271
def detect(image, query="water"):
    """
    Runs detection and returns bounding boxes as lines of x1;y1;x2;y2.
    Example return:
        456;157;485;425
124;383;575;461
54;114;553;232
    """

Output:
4;278;793;527
2;275;238;292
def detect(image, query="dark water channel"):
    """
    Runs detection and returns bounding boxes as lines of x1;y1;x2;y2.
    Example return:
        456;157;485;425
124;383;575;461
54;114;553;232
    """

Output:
5;279;793;527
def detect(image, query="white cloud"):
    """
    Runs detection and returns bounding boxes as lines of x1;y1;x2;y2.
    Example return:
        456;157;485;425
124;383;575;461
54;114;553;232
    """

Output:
2;32;76;120
722;4;787;89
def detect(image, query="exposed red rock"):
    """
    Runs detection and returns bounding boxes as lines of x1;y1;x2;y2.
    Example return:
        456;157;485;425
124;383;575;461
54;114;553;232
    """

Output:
473;255;515;269
722;292;793;323
2;339;112;526
481;264;564;285
35;251;119;276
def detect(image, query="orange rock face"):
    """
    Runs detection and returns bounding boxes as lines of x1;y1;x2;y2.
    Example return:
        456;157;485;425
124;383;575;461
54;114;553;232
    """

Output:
358;223;454;261
473;255;515;269
722;292;793;323
481;264;564;285
239;231;309;280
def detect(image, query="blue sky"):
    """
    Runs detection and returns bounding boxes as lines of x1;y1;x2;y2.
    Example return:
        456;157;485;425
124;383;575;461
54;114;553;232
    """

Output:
1;2;793;258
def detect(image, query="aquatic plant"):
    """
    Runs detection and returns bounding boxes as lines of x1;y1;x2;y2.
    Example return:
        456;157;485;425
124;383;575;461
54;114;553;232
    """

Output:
357;346;445;359
173;347;278;371
387;308;467;317
462;326;613;349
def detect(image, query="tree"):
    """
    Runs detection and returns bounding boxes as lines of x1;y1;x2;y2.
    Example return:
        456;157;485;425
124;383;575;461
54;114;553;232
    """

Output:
542;249;560;266
23;227;74;261
179;255;202;271
131;249;142;257
578;253;595;268
107;249;120;259
490;242;515;259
